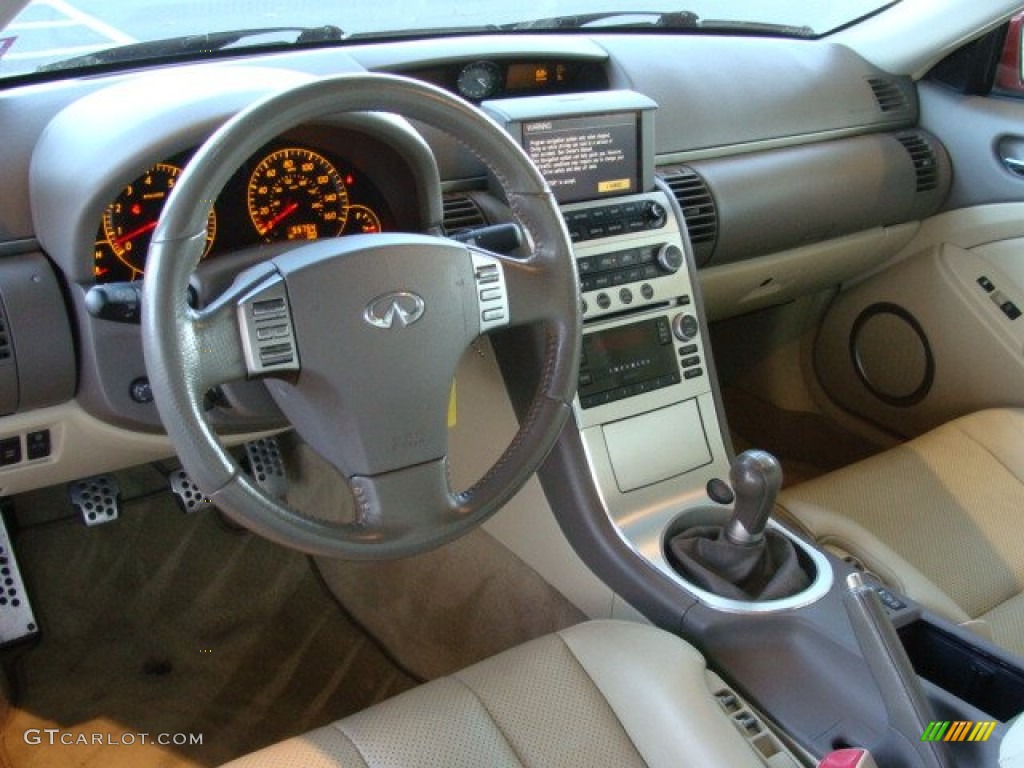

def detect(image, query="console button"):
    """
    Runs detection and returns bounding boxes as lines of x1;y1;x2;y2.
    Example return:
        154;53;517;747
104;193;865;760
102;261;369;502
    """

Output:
977;275;995;293
684;368;704;380
1002;301;1022;320
619;249;640;267
641;284;654;300
597;253;620;271
596;293;611;310
678;344;698;355
680;355;701;368
130;377;154;404
577;256;597;275
0;437;20;466
707;478;735;505
656;244;684;273
26;430;51;460
619;288;633;305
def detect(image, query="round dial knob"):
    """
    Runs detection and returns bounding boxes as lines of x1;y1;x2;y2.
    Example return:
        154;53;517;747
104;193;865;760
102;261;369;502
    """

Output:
672;312;699;342
643;201;667;228
656;243;684;273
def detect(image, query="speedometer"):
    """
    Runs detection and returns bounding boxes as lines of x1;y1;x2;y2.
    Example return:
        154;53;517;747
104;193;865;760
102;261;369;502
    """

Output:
247;147;349;241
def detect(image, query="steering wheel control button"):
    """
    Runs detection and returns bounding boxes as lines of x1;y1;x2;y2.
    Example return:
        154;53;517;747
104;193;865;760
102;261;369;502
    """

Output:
129;377;154;404
672;313;699;342
471;251;509;334
237;276;300;376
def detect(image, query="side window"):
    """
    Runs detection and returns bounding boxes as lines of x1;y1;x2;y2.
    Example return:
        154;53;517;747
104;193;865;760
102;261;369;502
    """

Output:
995;11;1024;96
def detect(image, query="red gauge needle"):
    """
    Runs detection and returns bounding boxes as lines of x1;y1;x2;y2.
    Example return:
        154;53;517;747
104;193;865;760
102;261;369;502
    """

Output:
113;220;158;246
261;201;299;234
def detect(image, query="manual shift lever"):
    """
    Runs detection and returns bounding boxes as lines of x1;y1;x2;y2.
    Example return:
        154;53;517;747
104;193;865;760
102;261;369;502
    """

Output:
666;448;811;601
724;450;783;546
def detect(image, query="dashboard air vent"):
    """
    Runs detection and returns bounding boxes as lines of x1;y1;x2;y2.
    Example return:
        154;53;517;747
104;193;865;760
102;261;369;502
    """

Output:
868;77;909;114
442;194;487;235
660;166;718;265
897;133;939;192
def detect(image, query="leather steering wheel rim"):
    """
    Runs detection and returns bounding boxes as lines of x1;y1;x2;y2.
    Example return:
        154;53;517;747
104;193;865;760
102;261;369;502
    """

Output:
141;73;580;559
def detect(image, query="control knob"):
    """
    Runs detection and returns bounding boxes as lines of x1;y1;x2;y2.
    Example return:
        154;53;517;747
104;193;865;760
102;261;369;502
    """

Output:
656;243;684;274
642;200;667;228
672;312;699;342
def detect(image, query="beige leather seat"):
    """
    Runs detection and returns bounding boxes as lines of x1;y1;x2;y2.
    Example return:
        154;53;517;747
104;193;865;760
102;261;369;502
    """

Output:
778;408;1024;657
223;620;775;768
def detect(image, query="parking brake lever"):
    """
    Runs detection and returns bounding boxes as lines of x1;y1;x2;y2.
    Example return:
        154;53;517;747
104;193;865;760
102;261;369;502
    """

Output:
843;573;952;768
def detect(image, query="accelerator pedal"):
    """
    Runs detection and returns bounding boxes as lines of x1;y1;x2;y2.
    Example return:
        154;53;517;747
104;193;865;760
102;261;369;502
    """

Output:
242;437;288;500
68;474;121;527
0;511;38;645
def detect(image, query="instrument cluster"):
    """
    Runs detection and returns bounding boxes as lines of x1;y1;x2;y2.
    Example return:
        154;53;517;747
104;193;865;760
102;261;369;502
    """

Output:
93;140;395;283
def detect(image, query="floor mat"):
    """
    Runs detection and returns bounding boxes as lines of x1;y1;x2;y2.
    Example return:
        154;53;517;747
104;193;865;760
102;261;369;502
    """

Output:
0;476;416;768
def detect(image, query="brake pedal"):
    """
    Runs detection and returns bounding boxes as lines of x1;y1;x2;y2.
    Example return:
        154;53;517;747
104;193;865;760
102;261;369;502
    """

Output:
68;474;121;527
0;513;38;645
169;469;216;514
243;437;287;500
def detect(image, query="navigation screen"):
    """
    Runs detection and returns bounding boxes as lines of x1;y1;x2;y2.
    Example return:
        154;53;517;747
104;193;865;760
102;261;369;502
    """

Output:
522;112;639;204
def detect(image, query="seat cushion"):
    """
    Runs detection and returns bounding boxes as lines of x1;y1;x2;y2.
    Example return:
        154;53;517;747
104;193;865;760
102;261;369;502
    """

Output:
222;621;767;768
779;408;1024;656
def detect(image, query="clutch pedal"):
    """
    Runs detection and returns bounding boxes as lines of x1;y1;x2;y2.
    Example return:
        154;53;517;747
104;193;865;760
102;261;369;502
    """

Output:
68;474;121;527
0;510;39;645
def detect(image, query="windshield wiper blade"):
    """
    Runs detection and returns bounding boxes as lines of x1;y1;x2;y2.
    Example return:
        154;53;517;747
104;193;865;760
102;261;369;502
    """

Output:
509;10;814;38
510;10;699;31
37;25;344;73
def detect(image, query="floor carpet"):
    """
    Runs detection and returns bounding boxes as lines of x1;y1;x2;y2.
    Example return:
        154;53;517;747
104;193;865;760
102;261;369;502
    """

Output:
0;473;415;768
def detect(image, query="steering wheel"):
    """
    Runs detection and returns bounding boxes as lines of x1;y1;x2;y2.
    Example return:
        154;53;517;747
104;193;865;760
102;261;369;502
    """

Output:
141;74;580;559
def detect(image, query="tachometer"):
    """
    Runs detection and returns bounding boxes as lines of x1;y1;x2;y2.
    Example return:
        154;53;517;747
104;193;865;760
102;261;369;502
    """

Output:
98;161;216;282
247;147;349;241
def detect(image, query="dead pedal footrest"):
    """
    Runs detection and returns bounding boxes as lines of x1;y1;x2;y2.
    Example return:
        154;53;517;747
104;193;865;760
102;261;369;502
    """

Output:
68;474;121;527
0;512;38;645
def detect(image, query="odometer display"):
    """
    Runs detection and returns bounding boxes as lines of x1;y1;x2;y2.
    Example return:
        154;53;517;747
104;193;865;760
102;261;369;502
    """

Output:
247;147;349;241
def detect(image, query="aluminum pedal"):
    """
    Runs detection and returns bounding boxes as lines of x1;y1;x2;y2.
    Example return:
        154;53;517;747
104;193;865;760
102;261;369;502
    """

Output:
68;474;121;527
0;511;38;645
169;468;216;514
243;437;288;500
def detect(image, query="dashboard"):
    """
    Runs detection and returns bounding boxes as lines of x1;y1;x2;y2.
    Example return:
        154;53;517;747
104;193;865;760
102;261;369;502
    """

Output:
0;31;959;496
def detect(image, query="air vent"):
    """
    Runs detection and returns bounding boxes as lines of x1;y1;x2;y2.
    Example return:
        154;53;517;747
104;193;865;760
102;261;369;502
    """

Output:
442;194;487;235
897;133;939;192
868;77;909;114
660;166;718;264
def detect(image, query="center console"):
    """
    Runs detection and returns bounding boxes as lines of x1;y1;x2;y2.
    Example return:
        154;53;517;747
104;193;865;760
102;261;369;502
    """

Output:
486;91;1022;767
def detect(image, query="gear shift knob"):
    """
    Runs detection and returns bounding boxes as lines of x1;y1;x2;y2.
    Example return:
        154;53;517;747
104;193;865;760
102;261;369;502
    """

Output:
724;449;783;546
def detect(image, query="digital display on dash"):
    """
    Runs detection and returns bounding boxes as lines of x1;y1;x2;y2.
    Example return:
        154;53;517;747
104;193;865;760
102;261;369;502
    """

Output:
522;112;639;204
579;318;677;399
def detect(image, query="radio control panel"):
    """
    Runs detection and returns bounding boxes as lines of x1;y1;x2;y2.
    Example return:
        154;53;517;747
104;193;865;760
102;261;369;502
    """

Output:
563;192;689;322
565;189;710;429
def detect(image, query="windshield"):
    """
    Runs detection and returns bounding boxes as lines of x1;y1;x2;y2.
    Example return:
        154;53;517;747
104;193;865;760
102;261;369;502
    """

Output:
0;0;896;81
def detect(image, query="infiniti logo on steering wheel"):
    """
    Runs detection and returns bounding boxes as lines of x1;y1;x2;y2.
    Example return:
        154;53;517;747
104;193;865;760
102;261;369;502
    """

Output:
364;291;426;329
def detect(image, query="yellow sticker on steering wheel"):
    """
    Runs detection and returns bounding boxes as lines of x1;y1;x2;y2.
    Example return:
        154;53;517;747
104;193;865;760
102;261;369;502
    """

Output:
447;379;457;429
